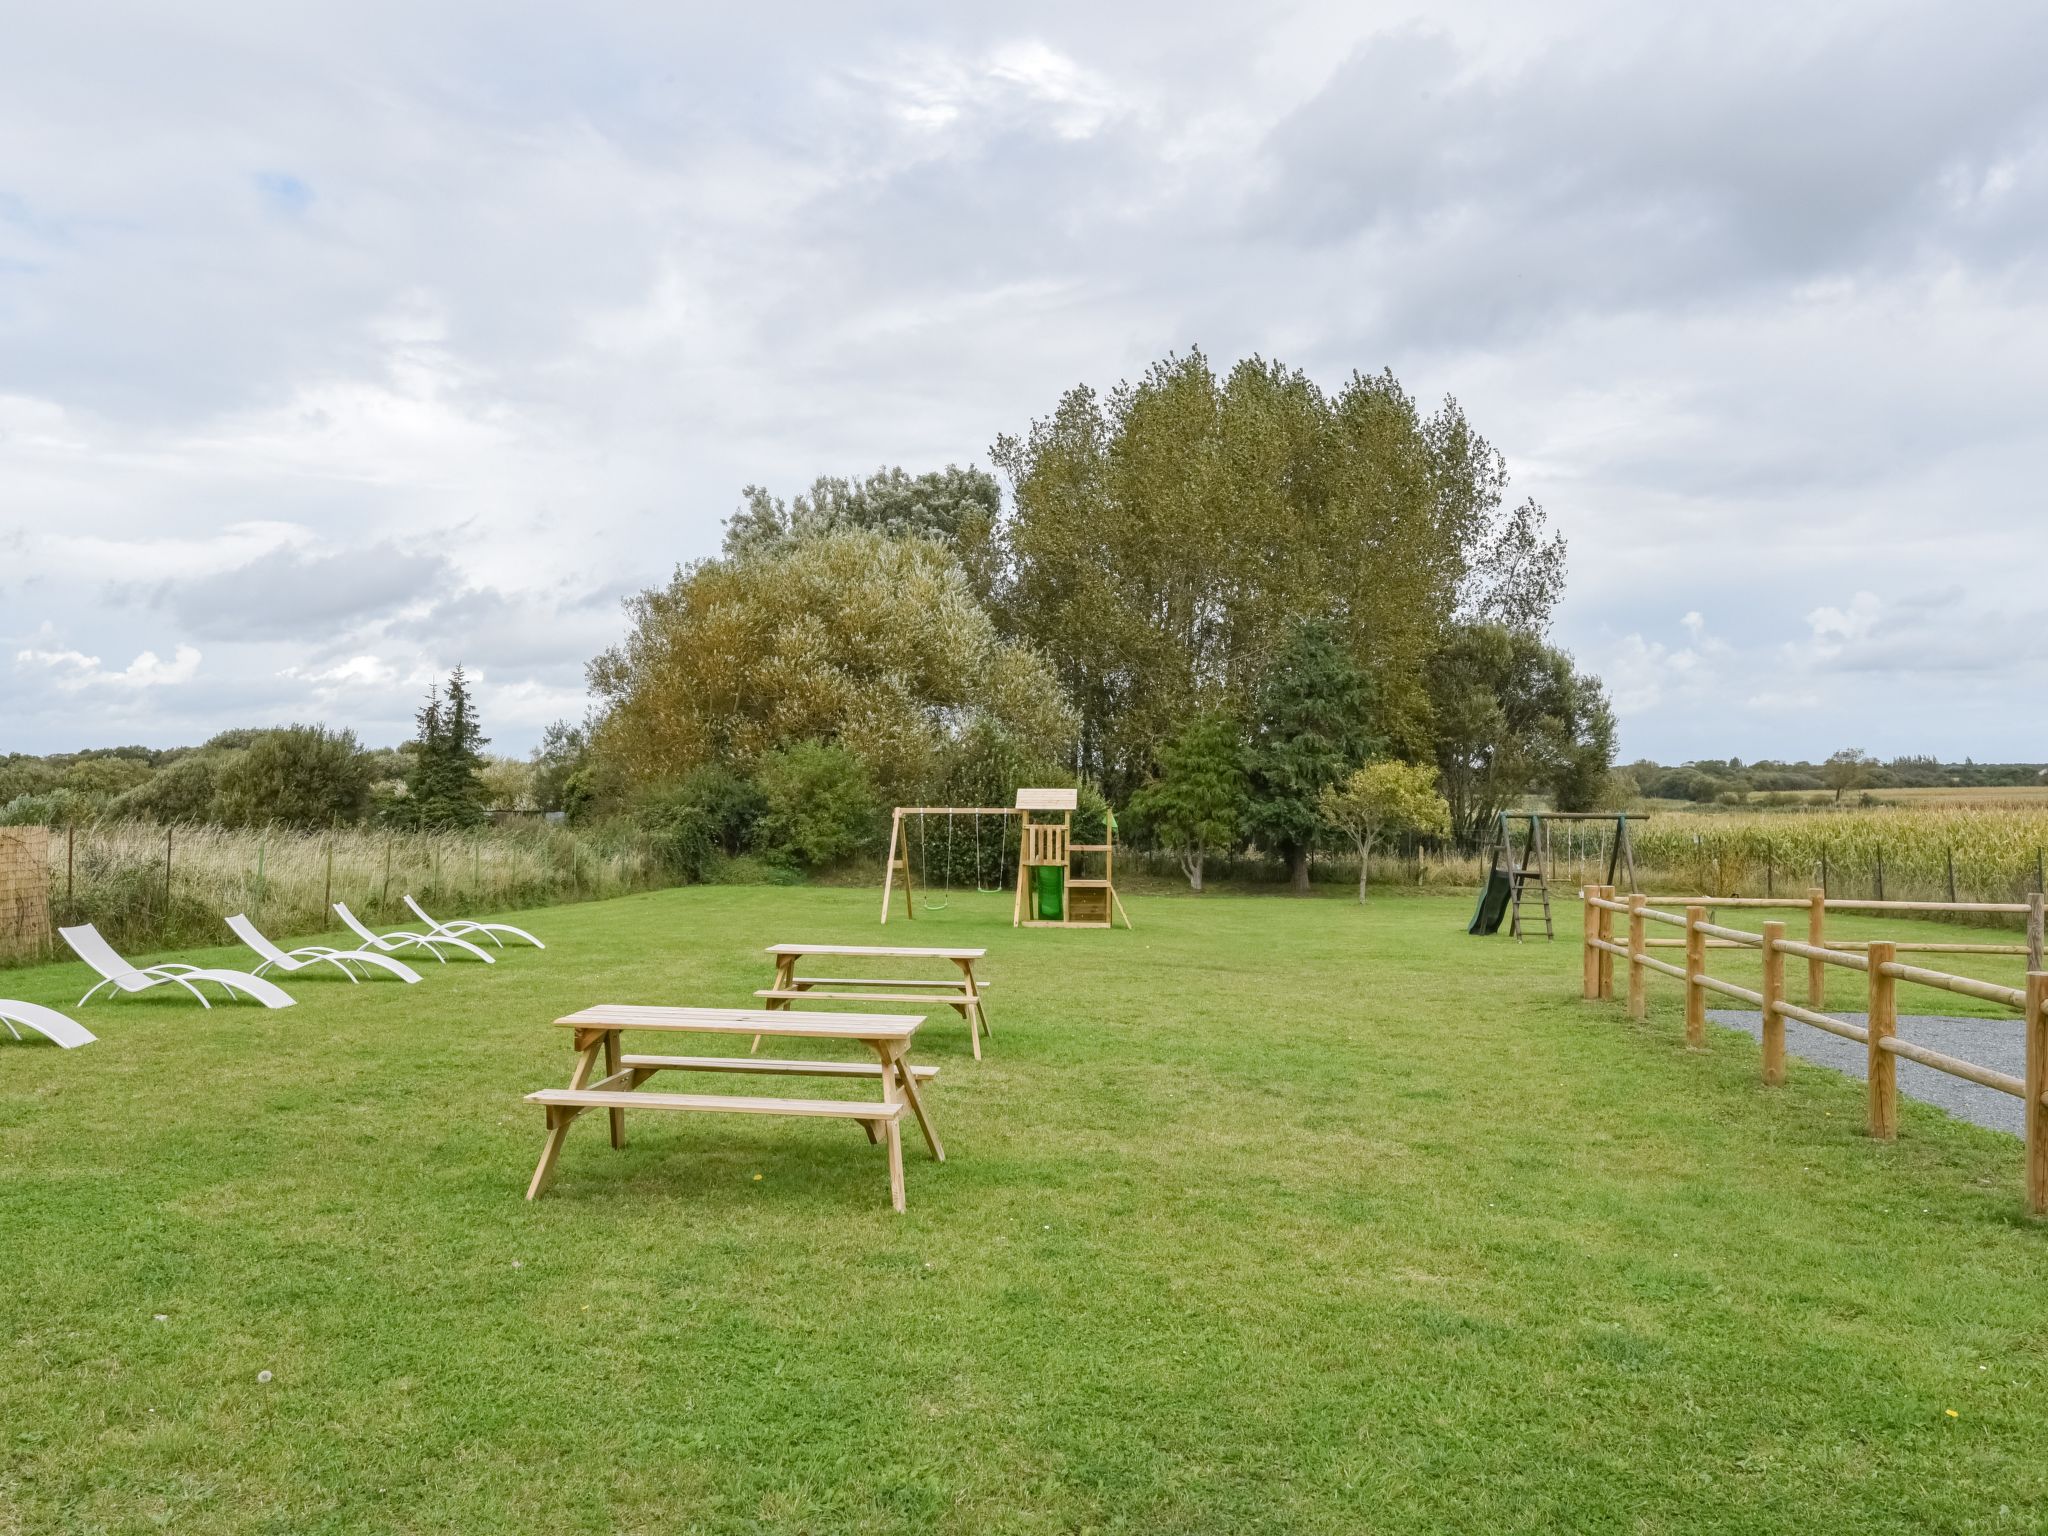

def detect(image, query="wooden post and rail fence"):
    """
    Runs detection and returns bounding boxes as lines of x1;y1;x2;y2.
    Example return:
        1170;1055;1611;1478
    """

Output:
1579;883;2048;1217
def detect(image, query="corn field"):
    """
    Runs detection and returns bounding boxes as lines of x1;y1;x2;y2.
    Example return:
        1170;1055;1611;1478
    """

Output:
1627;807;2048;904
1122;806;2048;911
6;821;672;965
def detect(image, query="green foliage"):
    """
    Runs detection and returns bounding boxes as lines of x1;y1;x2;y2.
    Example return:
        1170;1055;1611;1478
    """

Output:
633;764;768;882
0;789;92;827
588;528;1076;802
722;465;1000;557
407;667;490;830
1245;620;1376;891
977;350;1564;793
479;757;535;813
106;750;228;823
1127;711;1248;891
213;726;372;830
1427;623;1614;843
1318;759;1451;899
1823;747;1878;804
753;742;881;869
58;755;152;802
529;719;590;813
0;755;60;805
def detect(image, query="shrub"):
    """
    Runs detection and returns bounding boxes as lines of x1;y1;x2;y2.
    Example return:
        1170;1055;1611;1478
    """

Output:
214;726;372;829
634;765;767;882
754;743;880;869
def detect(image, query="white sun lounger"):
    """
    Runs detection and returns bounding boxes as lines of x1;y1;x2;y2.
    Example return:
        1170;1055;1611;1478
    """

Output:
60;923;296;1009
1;999;97;1047
403;894;544;949
227;913;422;984
333;903;494;964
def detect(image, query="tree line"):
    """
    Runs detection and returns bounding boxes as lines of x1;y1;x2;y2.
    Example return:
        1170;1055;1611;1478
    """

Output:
4;349;1622;890
576;349;1616;887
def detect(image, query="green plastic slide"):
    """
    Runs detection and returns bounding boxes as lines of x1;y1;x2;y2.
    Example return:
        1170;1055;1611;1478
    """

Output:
1468;866;1510;935
1033;864;1063;921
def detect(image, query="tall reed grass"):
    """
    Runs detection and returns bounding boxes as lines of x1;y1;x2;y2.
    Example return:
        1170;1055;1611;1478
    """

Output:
10;820;671;964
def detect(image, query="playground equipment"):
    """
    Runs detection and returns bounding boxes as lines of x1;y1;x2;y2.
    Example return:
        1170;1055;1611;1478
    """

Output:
1469;811;1642;941
880;789;1130;929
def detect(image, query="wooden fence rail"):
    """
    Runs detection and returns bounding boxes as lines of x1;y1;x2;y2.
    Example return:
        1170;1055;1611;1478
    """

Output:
1577;883;2048;1218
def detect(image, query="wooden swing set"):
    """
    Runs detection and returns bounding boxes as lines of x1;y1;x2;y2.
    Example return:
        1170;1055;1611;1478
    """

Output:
880;788;1131;929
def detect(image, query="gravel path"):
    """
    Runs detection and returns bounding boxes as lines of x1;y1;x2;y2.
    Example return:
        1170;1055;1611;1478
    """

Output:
1707;1009;2025;1136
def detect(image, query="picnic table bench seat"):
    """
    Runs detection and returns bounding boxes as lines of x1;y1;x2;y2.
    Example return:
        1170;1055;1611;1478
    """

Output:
618;1053;937;1082
759;943;992;1059
528;1087;905;1122
755;989;982;1008
775;976;993;990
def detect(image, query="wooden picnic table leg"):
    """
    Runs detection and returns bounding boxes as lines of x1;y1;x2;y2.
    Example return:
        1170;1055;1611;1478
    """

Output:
751;955;798;1055
879;1041;944;1163
525;1035;603;1199
526;1105;575;1200
876;1047;907;1213
603;1029;625;1149
953;958;989;1055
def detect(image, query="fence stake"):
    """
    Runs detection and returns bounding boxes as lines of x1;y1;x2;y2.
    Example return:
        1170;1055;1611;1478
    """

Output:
1581;884;1599;1000
2030;892;2045;973
1765;843;1773;899
1866;941;1898;1141
1807;888;1827;1010
1760;921;1786;1086
1596;885;1615;1000
1684;904;1706;1050
1821;848;1829;896
1946;848;1957;905
1628;894;1647;1020
164;828;173;915
66;826;74;901
324;841;334;916
2026;972;2047;1218
1875;849;1885;902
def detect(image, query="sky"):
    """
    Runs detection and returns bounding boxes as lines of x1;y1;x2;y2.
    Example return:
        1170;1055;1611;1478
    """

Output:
3;0;2044;764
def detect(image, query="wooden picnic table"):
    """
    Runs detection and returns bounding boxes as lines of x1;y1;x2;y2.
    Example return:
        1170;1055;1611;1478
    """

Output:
525;1005;941;1213
757;943;991;1059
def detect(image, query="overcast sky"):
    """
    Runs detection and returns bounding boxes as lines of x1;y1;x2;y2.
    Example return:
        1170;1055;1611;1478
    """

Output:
3;0;2043;764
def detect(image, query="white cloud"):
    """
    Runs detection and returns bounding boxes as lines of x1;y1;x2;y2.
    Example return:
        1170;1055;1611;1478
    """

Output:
3;2;2047;761
16;643;202;691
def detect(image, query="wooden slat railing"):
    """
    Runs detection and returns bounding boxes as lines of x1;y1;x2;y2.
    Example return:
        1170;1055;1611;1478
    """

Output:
1576;882;2048;1218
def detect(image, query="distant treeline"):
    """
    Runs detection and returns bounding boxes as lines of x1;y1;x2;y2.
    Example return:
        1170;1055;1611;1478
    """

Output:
1622;755;2048;806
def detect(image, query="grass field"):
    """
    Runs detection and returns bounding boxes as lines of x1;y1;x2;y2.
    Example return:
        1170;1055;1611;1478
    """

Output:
5;886;2048;1533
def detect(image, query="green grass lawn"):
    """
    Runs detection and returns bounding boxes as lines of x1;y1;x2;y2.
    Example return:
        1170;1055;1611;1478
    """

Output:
4;886;2047;1534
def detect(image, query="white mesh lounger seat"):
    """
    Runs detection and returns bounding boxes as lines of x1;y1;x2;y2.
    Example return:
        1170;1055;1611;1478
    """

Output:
0;999;97;1047
227;913;422;984
60;923;297;1009
333;903;494;964
403;894;544;949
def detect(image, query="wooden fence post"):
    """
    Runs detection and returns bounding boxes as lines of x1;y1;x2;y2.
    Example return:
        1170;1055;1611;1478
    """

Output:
2027;972;2047;1218
1628;894;1647;1021
1684;904;1707;1050
1582;884;1599;1000
1761;920;1786;1087
1807;888;1827;1010
2029;891;2044;973
1596;886;1615;1000
1866;941;1897;1141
